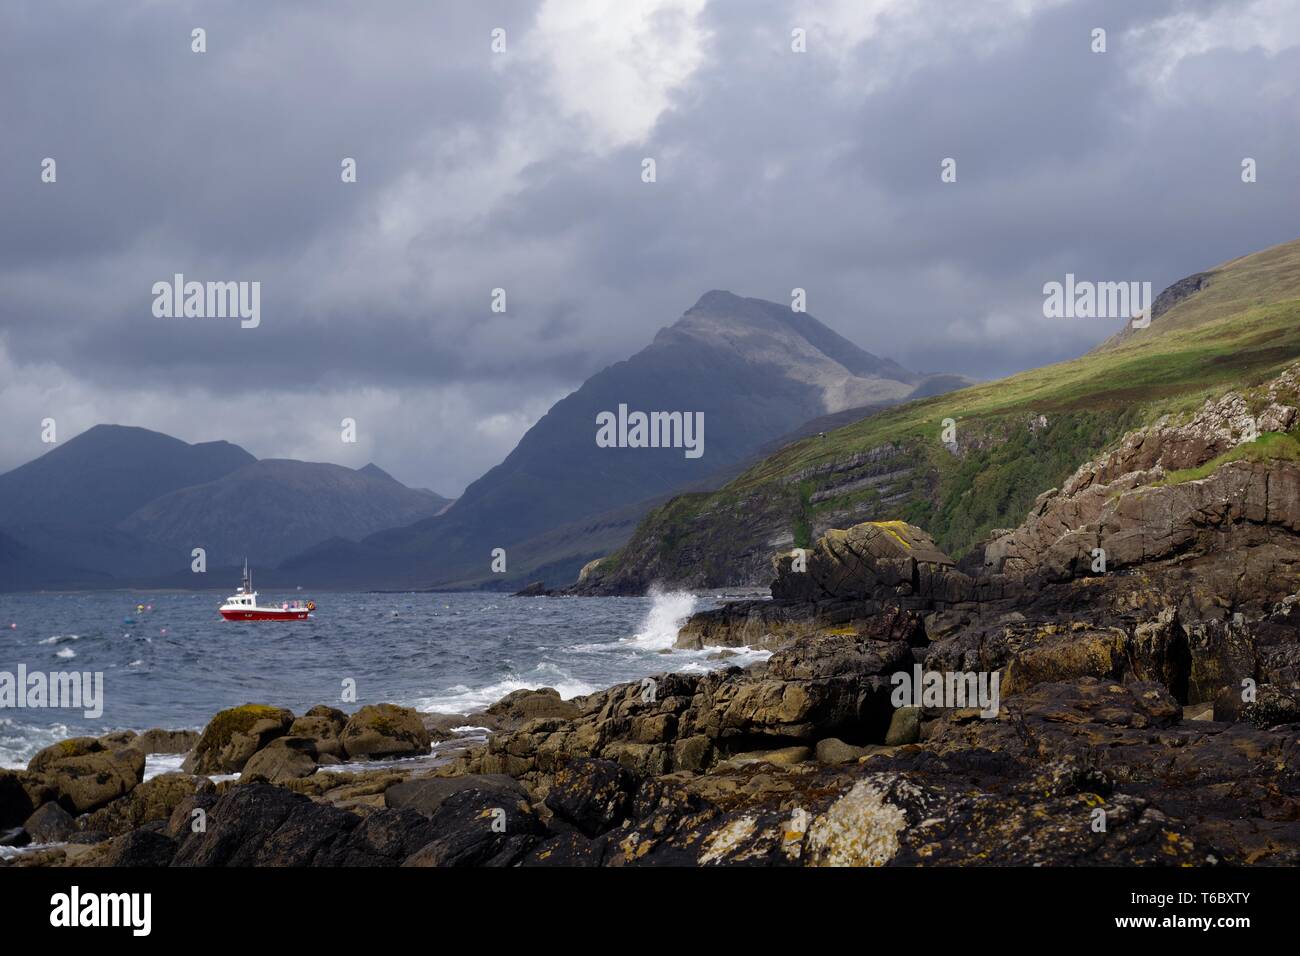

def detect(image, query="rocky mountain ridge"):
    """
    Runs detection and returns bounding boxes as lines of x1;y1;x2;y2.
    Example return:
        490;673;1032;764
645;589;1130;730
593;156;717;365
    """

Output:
0;425;450;589
277;291;966;590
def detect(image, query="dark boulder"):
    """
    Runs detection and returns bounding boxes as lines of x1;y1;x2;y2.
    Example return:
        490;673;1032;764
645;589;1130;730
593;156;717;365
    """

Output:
402;788;544;867
0;770;52;828
312;808;441;866
23;801;74;844
384;774;527;817
172;784;359;866
543;758;635;837
79;828;178;867
521;831;609;866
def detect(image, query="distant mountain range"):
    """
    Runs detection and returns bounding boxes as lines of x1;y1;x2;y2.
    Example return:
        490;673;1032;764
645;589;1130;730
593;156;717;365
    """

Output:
119;457;451;567
0;425;451;590
0;291;968;591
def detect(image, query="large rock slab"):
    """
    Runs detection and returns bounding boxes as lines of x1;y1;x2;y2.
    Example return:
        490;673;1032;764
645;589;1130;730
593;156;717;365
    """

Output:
770;521;964;607
76;772;206;837
384;774;527;817
402;788;544;867
183;704;295;774
485;688;580;726
460;626;913;780
340;703;432;760
311;808;440;866
172;784;359;866
543;758;635;837
239;736;319;783
980;375;1300;617
129;728;200;756
0;770;55;828
23;801;74;844
28;740;146;815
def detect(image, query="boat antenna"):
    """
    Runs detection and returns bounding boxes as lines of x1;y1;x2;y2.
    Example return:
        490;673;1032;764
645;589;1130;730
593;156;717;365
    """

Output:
243;557;251;593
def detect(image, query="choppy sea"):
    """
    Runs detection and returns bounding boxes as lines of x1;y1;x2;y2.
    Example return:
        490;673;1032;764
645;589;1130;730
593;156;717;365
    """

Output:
0;588;769;771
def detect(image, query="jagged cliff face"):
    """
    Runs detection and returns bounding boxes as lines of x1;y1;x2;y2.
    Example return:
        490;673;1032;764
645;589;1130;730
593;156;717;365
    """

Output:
567;438;938;593
575;411;1137;593
986;368;1300;596
716;362;1300;624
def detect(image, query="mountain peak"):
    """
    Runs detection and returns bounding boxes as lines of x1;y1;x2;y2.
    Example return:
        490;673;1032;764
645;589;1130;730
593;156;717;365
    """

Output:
689;289;746;311
77;423;182;446
62;424;252;459
0;423;256;532
662;291;919;395
682;290;792;326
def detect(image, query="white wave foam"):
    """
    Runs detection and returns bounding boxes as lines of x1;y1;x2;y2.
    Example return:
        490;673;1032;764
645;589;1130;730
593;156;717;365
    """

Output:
624;588;697;650
1;841;67;860
413;670;597;715
38;634;79;646
0;718;72;769
571;588;699;653
143;753;186;780
675;645;772;673
54;648;76;659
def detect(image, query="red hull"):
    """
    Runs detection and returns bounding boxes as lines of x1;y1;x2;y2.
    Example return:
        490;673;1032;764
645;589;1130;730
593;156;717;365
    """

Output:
220;609;311;621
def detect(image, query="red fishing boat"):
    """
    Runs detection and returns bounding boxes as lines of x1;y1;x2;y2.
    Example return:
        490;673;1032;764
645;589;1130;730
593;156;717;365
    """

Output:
219;560;315;621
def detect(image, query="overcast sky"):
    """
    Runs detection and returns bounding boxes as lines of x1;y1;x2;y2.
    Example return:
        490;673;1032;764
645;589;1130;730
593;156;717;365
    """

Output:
2;0;1298;494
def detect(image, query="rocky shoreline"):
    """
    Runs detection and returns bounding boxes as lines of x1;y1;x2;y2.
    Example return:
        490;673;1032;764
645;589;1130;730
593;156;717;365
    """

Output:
4;368;1300;866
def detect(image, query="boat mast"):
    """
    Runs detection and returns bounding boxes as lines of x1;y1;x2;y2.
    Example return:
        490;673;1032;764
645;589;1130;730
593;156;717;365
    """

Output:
242;557;251;593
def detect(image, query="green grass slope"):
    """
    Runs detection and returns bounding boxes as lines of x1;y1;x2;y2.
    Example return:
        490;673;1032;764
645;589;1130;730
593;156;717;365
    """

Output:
595;237;1300;588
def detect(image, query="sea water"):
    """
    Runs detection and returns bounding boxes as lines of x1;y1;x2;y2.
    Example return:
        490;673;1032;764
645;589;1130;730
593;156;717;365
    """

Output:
0;588;769;769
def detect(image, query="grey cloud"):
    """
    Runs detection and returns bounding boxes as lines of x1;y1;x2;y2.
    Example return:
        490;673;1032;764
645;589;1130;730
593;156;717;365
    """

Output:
1;0;1297;492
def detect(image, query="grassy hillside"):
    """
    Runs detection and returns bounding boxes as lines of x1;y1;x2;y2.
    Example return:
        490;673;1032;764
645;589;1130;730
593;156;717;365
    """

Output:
593;237;1300;587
